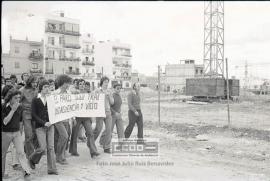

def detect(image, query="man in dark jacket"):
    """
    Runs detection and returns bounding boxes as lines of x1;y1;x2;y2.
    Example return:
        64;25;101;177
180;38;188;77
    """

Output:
124;82;144;141
29;80;58;175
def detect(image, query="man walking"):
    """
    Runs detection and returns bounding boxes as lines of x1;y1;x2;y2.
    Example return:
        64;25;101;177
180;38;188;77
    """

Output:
2;89;31;179
124;82;144;142
29;80;58;175
93;76;114;153
111;83;124;139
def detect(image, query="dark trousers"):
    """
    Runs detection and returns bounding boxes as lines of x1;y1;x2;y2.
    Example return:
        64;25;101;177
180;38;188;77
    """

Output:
69;117;98;155
54;122;69;161
124;110;143;139
23;111;39;159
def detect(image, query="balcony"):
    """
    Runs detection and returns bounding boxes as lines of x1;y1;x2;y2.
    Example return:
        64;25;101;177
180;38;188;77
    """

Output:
64;44;81;49
45;69;54;74
113;62;132;68
29;53;43;60
82;60;95;66
30;68;42;74
82;49;94;54
83;72;96;78
113;53;132;58
59;57;81;61
65;71;81;75
45;27;62;34
64;30;81;36
121;53;132;57
45;57;55;60
45;27;81;36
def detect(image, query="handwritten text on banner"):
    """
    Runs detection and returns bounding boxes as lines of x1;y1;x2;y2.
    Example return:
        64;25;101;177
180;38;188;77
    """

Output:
47;93;105;124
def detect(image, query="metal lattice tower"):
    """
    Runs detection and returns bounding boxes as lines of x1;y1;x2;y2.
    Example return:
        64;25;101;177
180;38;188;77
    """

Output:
203;1;224;77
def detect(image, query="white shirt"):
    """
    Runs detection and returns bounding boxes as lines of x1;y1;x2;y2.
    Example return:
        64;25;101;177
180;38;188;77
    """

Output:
37;93;46;106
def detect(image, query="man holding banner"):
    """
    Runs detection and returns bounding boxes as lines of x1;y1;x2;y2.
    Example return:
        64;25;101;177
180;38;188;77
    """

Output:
93;76;114;153
69;79;100;158
29;80;58;175
53;75;72;165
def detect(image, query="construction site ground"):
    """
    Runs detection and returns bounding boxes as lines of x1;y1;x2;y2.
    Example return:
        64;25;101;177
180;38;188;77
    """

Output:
4;88;270;181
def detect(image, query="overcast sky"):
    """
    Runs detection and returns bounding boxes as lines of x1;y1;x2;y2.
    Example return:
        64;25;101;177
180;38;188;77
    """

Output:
2;1;270;78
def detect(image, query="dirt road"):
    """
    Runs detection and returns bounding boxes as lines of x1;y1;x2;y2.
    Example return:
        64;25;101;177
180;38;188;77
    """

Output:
4;123;270;181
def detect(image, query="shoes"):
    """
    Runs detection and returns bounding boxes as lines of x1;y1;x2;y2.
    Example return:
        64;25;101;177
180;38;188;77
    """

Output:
3;174;11;179
71;153;80;156
91;152;100;158
78;137;86;142
48;171;59;175
28;159;36;169
104;149;111;154
57;159;68;165
24;171;31;178
13;164;23;170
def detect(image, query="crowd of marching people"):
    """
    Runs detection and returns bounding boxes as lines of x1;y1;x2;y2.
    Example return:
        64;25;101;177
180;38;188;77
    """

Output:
1;73;144;179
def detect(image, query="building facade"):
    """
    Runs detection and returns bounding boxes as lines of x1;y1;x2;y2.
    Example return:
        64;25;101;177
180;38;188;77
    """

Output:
163;60;204;92
2;36;44;79
94;40;132;88
80;33;96;78
44;13;81;79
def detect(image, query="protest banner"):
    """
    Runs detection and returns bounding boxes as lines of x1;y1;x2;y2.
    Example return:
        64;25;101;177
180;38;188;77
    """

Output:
47;93;105;124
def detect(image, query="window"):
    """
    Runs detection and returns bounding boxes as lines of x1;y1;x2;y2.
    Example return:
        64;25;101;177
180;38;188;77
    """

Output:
65;23;72;32
15;62;20;69
70;52;75;58
69;67;72;72
86;69;89;73
59;50;65;59
32;63;38;69
59;37;65;45
86;45;89;51
48;50;55;59
196;69;198;74
92;57;94;62
59;24;64;31
86;57;89;61
48;37;55;45
92;45;94;49
15;47;20;53
92;69;95;73
72;24;79;32
48;23;56;30
125;82;130;87
200;70;203;74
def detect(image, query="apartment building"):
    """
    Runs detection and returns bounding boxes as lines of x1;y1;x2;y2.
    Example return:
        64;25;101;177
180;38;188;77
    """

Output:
2;36;44;79
44;13;81;79
95;39;132;88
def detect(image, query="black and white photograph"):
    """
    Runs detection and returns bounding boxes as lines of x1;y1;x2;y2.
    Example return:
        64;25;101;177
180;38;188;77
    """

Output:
1;1;270;181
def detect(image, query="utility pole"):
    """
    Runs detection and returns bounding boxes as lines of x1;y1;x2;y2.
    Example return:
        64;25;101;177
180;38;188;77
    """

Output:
244;60;248;96
226;58;231;128
158;65;161;126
